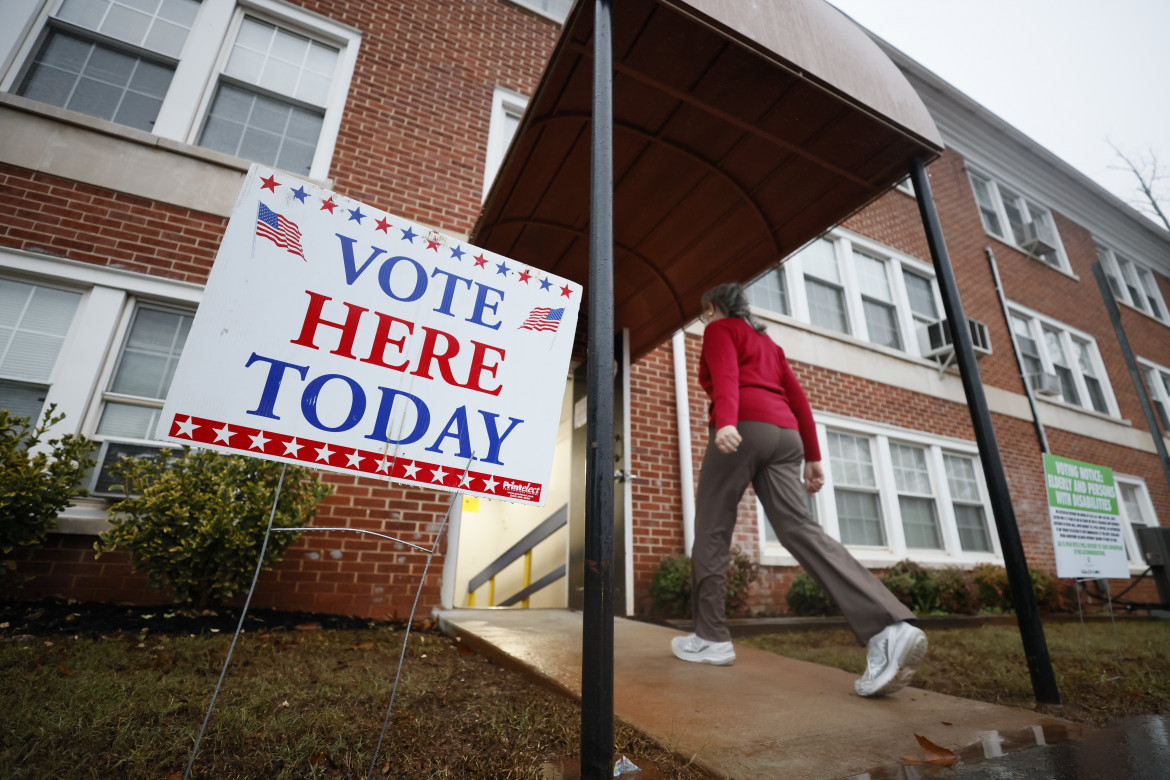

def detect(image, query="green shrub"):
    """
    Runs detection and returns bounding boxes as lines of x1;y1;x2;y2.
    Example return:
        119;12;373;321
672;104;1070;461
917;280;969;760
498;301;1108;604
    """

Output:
97;448;333;607
1;406;94;583
1030;569;1074;612
880;559;942;614
784;570;840;617
648;548;758;619
935;566;978;615
971;563;1012;612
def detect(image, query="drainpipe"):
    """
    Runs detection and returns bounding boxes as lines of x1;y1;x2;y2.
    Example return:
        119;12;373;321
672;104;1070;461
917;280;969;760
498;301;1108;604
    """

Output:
986;248;1049;454
672;330;696;556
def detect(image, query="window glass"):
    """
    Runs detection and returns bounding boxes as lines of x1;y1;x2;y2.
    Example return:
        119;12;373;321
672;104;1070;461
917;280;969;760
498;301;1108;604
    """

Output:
855;252;900;350
745;267;788;316
1011;315;1043;377
969;174;1002;236
508;0;573;21
1043;328;1079;405
944;453;993;552
1073;340;1107;414
58;0;200;57
97;306;192;439
904;271;938;323
890;443;941;549
1097;246;1124;299
0;279;82;422
197;16;339;175
999;186;1027;245
802;241;847;334
828;432;884;546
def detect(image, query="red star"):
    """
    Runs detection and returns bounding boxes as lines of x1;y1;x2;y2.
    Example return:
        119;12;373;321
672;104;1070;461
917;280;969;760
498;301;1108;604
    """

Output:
473;253;488;268
560;284;573;298
320;197;337;213
260;174;279;192
426;238;441;252
518;269;532;284
375;217;392;232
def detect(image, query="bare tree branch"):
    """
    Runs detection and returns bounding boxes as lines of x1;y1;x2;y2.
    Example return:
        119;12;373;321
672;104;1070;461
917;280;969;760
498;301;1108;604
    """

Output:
1109;140;1170;232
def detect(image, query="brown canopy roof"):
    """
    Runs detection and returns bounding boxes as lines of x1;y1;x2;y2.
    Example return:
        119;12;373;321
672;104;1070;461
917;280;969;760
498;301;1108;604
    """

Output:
472;0;943;359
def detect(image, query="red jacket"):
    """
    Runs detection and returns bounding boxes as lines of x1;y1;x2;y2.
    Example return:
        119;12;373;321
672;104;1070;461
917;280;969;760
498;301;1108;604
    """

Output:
699;317;821;461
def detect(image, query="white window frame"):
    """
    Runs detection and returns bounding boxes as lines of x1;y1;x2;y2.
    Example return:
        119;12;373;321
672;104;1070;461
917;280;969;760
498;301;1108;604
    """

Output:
1138;358;1170;438
504;0;573;23
1096;243;1170;325
482;85;528;200
746;230;946;359
1;250;202;526
1007;302;1119;417
1115;474;1160;571
756;414;1001;569
967;168;1072;274
1;0;361;180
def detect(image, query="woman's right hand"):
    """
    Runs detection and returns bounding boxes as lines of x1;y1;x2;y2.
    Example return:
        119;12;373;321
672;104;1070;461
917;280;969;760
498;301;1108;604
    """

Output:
714;425;742;454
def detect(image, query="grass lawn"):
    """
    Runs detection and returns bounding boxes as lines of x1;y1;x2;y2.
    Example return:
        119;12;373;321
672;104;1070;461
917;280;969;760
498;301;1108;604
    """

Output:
739;618;1170;726
1;606;713;780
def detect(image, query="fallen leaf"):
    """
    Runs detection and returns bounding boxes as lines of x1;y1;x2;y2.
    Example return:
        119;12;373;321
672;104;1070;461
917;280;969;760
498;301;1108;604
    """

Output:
309;751;326;766
166;774;183;780
352;642;374;650
58;664;73;677
911;733;957;767
941;720;953;726
295;622;322;631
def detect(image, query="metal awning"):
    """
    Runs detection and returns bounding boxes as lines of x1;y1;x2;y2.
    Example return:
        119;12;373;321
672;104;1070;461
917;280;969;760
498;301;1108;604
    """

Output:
472;0;943;359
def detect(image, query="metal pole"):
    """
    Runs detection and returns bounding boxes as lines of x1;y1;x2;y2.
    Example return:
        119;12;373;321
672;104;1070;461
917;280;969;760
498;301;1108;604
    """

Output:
1091;262;1170;492
581;0;615;776
910;158;1060;705
985;248;1049;454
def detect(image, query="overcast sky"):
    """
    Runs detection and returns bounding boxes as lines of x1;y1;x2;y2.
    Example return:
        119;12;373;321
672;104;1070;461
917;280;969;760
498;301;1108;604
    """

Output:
826;0;1170;226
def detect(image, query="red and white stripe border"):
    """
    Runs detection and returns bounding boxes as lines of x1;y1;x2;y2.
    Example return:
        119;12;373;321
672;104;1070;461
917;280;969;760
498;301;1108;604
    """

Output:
165;413;542;503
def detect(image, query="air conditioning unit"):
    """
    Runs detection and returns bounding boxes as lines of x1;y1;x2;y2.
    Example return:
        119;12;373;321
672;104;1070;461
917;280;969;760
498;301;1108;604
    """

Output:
1028;371;1062;396
88;440;170;497
1020;220;1058;256
918;318;992;361
1135;526;1170;609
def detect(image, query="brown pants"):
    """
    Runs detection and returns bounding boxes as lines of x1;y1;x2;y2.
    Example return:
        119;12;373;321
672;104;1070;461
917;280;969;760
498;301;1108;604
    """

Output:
692;422;914;644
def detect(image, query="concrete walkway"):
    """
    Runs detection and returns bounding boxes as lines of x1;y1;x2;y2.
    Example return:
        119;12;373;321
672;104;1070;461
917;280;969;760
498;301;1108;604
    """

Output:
437;609;1080;780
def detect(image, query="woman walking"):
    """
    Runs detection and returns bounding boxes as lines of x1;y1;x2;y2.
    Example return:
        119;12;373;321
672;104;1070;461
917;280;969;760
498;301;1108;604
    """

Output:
671;282;927;698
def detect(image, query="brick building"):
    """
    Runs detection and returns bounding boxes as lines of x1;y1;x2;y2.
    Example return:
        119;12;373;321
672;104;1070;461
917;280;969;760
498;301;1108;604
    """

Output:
2;0;1167;619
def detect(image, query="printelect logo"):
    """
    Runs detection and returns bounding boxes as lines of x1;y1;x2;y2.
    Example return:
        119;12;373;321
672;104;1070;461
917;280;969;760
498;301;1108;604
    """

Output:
504;481;538;495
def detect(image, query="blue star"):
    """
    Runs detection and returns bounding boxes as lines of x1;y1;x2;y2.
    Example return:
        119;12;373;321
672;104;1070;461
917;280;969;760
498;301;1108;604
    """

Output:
291;186;309;203
495;260;511;276
539;276;553;291
450;245;465;261
401;226;417;243
348;207;365;223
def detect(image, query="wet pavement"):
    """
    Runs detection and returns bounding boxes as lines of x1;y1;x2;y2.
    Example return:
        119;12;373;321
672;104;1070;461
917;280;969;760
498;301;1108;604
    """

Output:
438;609;1147;780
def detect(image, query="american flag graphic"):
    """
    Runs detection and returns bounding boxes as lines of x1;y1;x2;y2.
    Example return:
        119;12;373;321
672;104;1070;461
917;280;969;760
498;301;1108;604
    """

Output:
256;202;305;260
519;307;564;333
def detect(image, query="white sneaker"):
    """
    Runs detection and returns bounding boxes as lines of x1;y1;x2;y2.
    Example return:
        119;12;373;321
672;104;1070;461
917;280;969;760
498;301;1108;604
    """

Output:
855;622;927;697
671;633;736;666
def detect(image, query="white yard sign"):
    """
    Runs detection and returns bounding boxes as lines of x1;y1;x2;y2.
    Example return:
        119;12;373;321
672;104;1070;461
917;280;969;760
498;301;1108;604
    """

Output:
157;165;580;505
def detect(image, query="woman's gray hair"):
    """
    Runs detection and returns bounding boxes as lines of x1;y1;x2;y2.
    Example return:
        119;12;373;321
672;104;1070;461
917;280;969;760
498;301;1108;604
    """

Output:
701;282;766;334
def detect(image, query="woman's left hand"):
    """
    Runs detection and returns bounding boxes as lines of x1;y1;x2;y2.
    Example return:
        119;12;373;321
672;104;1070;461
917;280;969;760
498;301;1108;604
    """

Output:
803;461;825;494
714;425;742;454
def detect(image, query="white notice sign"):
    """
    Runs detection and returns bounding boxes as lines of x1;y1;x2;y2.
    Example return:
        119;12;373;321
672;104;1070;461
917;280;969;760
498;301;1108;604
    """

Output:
1044;453;1128;578
157;165;580;505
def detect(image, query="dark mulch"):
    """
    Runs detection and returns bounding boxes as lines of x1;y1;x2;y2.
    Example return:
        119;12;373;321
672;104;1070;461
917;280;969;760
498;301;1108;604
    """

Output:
0;597;386;638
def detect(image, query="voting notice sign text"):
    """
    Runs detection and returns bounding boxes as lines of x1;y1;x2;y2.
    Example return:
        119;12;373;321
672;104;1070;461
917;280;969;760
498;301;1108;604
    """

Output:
1044;453;1128;578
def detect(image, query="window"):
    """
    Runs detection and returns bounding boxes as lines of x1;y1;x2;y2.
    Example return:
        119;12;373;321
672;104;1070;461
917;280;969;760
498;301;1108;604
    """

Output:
801;239;849;334
1096;244;1169;324
1140;360;1170;434
745;231;945;358
507;0;573;23
746;266;789;316
16;0;200;132
1010;305;1115;415
1115;476;1159;567
5;0;361;179
95;305;192;440
757;418;998;565
482;86;528;199
968;170;1068;271
827;431;884;546
0;278;82;422
890;443;941;549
